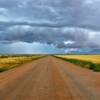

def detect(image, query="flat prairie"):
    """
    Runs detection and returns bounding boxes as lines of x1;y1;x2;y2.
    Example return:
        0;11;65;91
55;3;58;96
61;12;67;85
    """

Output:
57;55;100;64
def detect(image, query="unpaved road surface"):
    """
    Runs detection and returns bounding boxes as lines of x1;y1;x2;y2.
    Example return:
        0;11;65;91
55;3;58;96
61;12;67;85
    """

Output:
0;56;100;100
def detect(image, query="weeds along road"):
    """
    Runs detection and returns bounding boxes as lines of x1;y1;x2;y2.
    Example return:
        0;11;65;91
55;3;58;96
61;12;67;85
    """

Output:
0;56;100;100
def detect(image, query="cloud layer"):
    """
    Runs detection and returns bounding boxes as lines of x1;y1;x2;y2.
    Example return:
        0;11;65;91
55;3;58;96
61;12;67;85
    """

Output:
0;0;100;29
0;25;100;49
0;0;100;54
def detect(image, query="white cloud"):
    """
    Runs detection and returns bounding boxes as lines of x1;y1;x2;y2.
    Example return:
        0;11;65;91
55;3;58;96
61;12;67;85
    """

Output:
84;0;99;4
64;40;75;45
0;8;8;15
65;48;78;53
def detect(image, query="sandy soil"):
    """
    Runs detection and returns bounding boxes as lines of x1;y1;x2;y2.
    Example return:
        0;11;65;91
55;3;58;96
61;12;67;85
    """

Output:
0;56;100;100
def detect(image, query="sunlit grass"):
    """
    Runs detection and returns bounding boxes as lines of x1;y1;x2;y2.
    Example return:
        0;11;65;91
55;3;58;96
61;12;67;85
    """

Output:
56;55;100;64
0;55;43;72
55;55;100;72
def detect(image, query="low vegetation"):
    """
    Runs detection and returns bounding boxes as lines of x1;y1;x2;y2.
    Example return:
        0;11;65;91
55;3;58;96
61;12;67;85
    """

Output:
55;55;100;72
56;55;100;64
0;55;44;72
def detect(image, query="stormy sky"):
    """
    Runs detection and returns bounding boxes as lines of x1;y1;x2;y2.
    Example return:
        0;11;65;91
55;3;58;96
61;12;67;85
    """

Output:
0;0;100;54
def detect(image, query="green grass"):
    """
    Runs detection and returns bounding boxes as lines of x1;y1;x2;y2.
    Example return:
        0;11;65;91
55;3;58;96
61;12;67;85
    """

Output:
55;56;100;72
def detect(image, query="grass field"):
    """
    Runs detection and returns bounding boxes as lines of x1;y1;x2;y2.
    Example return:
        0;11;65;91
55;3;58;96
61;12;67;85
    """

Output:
56;55;100;64
55;55;100;71
0;55;44;72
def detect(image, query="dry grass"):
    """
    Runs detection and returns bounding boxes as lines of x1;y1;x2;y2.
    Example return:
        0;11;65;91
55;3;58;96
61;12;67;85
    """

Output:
57;55;100;64
55;55;100;71
0;55;43;72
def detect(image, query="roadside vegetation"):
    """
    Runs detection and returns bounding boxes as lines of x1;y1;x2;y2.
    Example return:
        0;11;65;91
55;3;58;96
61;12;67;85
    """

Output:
56;55;100;64
55;55;100;72
0;55;44;72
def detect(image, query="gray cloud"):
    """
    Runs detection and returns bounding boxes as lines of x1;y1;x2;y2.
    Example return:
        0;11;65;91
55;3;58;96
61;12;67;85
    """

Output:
0;0;100;30
0;25;100;49
0;0;100;54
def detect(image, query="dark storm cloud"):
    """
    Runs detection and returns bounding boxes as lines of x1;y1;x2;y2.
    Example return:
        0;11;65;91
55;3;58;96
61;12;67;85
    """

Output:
0;0;100;53
0;25;100;49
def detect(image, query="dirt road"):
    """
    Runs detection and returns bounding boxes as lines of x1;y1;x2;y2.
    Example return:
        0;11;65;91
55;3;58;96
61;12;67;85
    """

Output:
0;56;100;100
